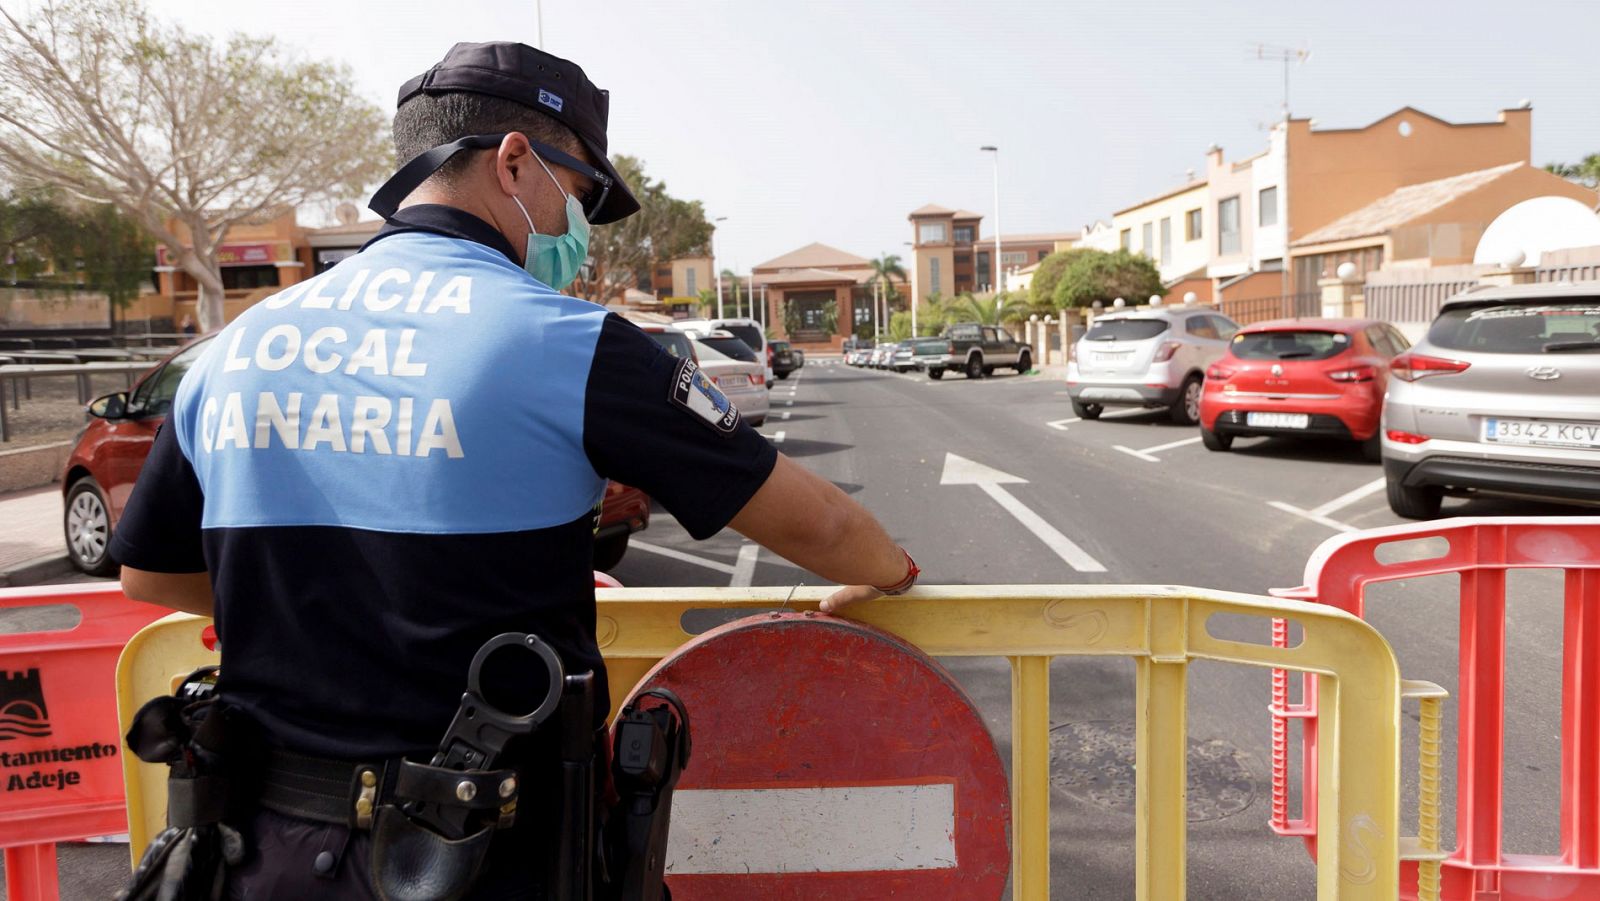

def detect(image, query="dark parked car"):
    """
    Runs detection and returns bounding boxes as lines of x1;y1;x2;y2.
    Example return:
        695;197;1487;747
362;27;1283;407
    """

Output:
769;340;804;379
62;334;650;575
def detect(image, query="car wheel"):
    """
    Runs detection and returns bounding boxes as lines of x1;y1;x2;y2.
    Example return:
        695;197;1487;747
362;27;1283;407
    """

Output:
64;477;118;577
1386;476;1443;519
1201;427;1233;451
1360;431;1382;462
750;416;765;428
777;372;789;380
1015;351;1032;373
1070;398;1102;420
928;368;944;380
593;533;629;572
1170;375;1203;425
983;366;996;376
965;356;984;379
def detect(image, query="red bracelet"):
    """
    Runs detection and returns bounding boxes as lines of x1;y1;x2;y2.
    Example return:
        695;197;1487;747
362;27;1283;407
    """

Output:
874;548;920;596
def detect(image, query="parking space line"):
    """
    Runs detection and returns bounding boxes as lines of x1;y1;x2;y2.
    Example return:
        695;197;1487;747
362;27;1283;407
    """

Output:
765;431;786;444
1310;477;1386;517
1267;477;1387;534
631;539;739;574
729;543;761;587
1047;418;1079;431
1111;435;1203;462
1267;501;1357;533
781;411;791;420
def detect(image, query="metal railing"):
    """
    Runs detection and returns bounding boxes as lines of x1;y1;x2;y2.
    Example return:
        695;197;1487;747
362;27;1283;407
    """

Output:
0;362;153;441
1218;292;1320;325
119;585;1406;900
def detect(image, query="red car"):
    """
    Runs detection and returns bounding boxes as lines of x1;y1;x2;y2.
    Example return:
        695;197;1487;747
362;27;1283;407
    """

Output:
61;334;649;575
1198;318;1411;460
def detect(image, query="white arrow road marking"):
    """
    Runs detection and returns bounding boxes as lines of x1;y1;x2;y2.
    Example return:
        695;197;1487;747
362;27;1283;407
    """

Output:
940;453;1106;572
630;540;738;574
765;430;786;444
1113;435;1203;463
667;784;956;874
1048;418;1079;431
1267;477;1386;533
729;543;760;587
780;411;791;420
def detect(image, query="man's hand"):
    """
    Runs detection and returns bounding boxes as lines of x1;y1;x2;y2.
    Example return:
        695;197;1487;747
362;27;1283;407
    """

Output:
820;584;884;615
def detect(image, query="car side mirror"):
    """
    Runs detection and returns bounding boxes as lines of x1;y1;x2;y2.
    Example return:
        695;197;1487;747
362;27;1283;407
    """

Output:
88;391;129;420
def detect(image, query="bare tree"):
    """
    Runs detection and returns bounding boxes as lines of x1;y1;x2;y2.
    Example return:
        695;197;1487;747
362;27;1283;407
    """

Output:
0;0;391;329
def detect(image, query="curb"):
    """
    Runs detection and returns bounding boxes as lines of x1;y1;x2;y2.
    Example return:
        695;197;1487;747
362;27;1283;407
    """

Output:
0;553;76;588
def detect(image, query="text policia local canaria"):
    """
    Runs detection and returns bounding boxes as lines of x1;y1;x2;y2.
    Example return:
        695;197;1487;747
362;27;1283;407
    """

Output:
202;269;471;460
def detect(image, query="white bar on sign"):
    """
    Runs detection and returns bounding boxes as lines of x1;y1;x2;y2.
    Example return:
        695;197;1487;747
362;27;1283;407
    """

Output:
666;784;957;875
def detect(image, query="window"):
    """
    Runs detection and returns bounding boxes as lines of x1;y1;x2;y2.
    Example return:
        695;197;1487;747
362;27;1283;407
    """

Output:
1231;330;1349;360
315;249;356;274
685;267;697;294
928;257;941;295
1218;196;1241;255
1260;258;1284;272
1185;208;1202;242
132;337;212;418
1213;316;1241;340
1385;325;1412;354
1085;318;1169;341
982;327;999;343
1258;186;1279;227
1141;222;1154;257
1001;251;1030;266
222;265;279;291
1184;316;1220;340
1159;218;1172;265
974;251;989;288
1038;250;1049;262
918;222;947;244
1120;229;1131;251
646;330;695;359
1426;301;1600;354
955;253;972;264
953;226;974;244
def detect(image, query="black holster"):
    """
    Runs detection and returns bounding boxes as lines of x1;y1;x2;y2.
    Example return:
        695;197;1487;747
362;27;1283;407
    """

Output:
598;689;691;901
118;667;248;901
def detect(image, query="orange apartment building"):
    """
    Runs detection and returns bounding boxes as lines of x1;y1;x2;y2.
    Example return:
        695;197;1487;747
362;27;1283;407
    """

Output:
907;204;1076;298
1106;105;1595;306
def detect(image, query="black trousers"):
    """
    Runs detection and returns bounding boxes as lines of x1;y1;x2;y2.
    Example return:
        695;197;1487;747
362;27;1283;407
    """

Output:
225;807;552;900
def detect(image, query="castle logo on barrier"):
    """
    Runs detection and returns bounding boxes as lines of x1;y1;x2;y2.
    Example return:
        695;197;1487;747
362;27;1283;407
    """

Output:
0;669;50;741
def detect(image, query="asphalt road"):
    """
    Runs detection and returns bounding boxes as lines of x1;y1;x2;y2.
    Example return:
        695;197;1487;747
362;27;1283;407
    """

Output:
613;359;1585;899
20;357;1591;899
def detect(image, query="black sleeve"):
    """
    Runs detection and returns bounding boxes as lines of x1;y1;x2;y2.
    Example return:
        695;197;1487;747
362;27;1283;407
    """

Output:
108;420;208;573
583;314;779;540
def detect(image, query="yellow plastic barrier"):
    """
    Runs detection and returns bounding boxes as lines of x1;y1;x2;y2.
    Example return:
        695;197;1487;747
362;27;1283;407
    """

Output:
118;585;1403;900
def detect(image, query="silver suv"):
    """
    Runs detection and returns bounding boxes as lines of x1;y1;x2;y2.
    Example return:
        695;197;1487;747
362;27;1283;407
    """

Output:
1066;305;1241;424
1382;282;1600;518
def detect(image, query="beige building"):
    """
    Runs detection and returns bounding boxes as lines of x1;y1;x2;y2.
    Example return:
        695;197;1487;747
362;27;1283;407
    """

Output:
1110;175;1213;300
751;242;876;347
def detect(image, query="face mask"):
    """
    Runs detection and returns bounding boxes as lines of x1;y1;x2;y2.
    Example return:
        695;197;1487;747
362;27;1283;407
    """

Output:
510;155;591;291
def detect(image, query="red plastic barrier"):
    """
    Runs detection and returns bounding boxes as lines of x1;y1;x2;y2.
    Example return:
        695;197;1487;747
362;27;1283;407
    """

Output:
0;584;169;901
1268;517;1600;901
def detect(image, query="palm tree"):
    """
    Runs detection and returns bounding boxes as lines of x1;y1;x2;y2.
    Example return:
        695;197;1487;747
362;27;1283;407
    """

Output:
721;268;742;317
868;254;908;308
950;292;1029;327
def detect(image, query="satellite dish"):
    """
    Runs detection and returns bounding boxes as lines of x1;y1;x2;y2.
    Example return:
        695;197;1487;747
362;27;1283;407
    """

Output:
334;202;360;226
1475;196;1600;268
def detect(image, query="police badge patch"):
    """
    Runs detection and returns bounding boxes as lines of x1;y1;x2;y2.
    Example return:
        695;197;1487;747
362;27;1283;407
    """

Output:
670;358;740;434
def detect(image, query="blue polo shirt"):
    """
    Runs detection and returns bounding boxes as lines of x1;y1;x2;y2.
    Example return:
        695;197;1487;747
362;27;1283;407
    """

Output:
110;205;777;759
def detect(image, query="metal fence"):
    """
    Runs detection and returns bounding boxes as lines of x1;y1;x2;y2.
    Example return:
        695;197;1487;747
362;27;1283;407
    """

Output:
1363;279;1480;325
1218;292;1320;325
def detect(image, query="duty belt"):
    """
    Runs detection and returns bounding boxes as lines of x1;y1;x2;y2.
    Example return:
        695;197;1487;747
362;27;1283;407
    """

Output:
256;749;521;833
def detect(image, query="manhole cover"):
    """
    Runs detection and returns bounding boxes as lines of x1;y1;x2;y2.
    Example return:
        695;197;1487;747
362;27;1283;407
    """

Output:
1048;720;1256;822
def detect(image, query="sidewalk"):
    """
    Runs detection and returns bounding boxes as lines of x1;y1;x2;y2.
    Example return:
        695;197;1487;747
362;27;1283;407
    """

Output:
0;485;73;586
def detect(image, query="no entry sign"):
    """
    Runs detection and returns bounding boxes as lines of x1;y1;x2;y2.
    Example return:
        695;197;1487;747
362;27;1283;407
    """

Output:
620;612;1010;899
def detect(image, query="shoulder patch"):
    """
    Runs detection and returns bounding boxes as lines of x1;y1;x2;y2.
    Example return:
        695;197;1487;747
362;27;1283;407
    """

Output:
669;357;740;434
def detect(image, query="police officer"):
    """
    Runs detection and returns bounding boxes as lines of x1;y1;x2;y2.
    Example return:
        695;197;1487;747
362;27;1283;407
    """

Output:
112;42;915;898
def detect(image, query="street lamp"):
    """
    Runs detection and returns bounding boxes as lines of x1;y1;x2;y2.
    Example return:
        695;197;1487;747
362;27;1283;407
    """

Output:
711;216;728;319
903;240;918;337
980;146;1002;294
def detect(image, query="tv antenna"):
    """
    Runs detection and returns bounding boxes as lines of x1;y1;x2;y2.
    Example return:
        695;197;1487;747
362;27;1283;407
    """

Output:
1252;43;1311;120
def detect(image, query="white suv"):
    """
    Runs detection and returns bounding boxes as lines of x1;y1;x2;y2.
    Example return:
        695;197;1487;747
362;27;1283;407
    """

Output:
1382;282;1600;518
1067;306;1241;424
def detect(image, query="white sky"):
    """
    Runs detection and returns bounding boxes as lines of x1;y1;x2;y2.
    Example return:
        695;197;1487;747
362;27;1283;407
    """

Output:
142;0;1600;272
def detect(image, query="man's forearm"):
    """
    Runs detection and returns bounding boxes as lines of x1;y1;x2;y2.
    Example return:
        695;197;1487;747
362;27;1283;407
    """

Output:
120;567;215;618
730;455;907;589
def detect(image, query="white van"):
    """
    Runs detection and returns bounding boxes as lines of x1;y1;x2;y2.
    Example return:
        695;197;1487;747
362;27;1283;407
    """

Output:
675;317;772;388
